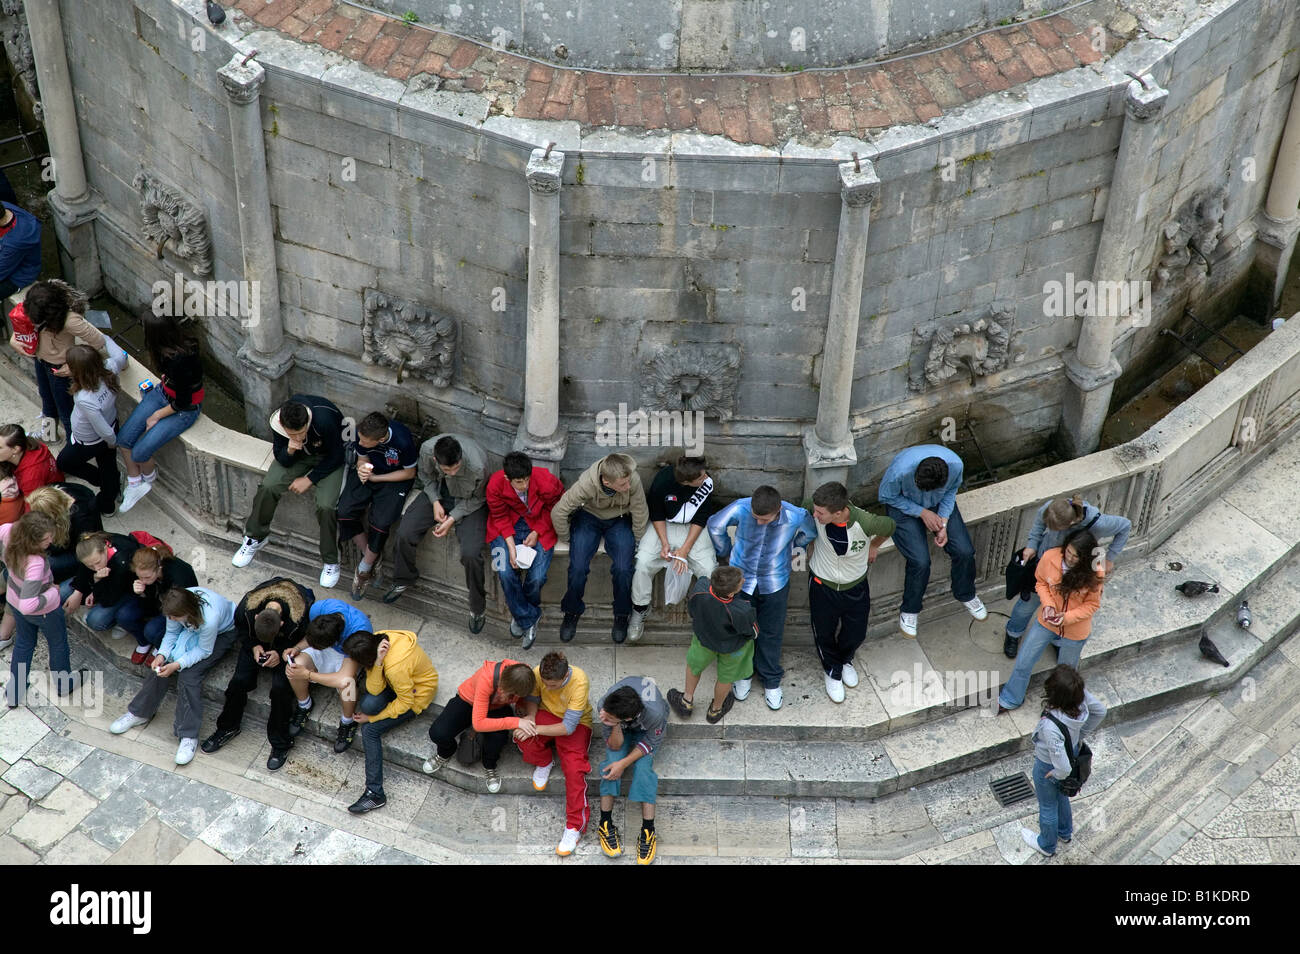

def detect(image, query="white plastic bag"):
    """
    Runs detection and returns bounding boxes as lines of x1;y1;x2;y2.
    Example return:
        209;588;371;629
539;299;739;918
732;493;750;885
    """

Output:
662;555;693;605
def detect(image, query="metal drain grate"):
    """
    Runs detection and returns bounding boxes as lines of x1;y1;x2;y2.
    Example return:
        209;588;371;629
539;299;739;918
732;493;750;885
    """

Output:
990;772;1035;807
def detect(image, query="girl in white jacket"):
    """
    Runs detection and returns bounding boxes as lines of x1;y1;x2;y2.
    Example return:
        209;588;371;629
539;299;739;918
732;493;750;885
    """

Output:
54;341;128;515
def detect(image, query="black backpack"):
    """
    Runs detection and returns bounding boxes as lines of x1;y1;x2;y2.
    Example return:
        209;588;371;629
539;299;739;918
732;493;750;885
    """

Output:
1042;712;1093;797
456;661;506;766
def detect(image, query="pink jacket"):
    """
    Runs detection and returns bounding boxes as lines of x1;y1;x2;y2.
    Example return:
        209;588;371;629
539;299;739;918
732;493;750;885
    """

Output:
0;523;59;615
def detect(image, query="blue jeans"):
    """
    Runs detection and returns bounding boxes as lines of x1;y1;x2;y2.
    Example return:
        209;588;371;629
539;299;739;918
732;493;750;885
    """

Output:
1032;757;1071;853
490;517;554;629
119;602;167;648
359;686;419;796
599;733;659;804
998;619;1087;709
7;606;73;707
561;509;636;619
84;595;139;633
888;504;976;614
34;358;73;435
736;584;790;688
1006;592;1040;638
116;386;200;464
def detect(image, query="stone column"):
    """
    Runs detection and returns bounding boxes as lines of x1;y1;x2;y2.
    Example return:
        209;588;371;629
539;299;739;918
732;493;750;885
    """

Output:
1254;75;1300;310
219;52;291;440
515;147;568;473
802;159;879;495
23;0;102;293
1059;77;1168;458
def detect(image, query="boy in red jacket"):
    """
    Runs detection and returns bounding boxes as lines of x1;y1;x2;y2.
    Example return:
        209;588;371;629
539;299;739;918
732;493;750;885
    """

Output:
485;452;564;649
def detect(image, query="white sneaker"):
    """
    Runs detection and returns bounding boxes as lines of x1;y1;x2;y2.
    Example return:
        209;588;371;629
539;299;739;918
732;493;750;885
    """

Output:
842;662;859;688
1021;827;1054;858
825;673;845;703
119;481;151;513
0;636;13;652
627;608;648;642
175;737;199;766
731;677;751;701
231;536;264;568
532;759;554;791
109;712;149;734
485;768;502;794
319;563;340;588
556;827;581;856
899;612;918;638
764;686;783;710
962;597;988;621
422;753;451;775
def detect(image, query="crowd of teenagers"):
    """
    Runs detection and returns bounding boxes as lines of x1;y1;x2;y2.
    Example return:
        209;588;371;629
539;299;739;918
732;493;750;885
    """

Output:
1;267;1132;859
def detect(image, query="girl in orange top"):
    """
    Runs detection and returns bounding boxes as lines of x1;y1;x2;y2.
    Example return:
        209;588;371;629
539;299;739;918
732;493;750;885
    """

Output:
421;659;539;793
998;529;1104;711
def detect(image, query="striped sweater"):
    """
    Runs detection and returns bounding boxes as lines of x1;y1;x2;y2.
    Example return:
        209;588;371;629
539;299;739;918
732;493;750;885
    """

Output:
0;522;60;615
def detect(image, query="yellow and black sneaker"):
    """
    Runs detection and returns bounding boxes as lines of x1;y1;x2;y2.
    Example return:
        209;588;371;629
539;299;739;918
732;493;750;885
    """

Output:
599;819;623;857
636;827;657;865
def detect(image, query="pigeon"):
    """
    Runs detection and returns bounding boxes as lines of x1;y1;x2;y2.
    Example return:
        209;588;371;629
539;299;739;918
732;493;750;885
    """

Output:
206;1;226;26
1199;634;1230;667
1236;600;1252;629
1175;580;1220;597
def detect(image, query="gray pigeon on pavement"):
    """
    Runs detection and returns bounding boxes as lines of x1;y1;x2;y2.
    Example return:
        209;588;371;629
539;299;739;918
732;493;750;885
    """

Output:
1199;634;1230;667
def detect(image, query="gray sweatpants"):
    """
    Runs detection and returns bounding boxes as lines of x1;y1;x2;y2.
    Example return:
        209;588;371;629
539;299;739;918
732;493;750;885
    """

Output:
128;628;238;739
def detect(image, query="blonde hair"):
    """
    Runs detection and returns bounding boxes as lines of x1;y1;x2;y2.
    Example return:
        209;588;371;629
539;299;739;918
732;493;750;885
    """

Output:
1044;495;1085;532
599;454;633;482
24;485;75;547
75;531;110;564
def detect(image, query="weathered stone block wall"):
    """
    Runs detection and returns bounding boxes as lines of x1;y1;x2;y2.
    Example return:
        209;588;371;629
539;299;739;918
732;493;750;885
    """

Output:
365;0;1074;70
60;0;1300;503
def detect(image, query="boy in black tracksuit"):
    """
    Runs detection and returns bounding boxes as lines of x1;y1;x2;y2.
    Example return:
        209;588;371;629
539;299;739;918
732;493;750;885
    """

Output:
338;412;418;600
202;576;315;770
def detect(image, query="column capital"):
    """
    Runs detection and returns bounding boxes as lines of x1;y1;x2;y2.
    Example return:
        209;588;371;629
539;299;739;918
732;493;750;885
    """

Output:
838;159;880;208
237;340;294;378
527;148;565;195
1124;78;1169;123
219;53;266;105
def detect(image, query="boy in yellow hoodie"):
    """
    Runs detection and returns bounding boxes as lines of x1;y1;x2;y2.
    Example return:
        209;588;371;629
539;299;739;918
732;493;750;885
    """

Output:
344;630;438;814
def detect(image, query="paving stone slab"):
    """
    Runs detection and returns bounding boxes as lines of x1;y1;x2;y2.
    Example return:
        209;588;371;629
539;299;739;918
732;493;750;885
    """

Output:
170;838;233;865
409;783;519;849
652;795;719;856
199;797;289;859
0;833;38;864
80;787;159;852
158;779;238;839
0;708;52;764
2;759;63;801
104;817;191;865
370;845;433;864
882;704;1019;787
9;780;98;852
22;733;94;776
302;827;385;865
43;830;113;865
653;739;747;795
237;815;334;864
125;761;194;807
66;749;142;800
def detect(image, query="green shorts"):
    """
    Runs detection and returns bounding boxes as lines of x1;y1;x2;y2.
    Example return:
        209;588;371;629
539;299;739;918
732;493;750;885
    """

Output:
686;635;755;683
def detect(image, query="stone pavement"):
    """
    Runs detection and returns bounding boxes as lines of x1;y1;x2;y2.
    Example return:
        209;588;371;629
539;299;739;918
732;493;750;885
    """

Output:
224;0;1126;145
2;619;1298;864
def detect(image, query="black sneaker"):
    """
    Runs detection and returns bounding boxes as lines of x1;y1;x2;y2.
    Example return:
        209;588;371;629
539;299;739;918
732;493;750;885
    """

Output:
469;613;486;634
347;789;387;814
1003;633;1021;659
611;615;629;644
334;721;358;753
559;614;579;643
201;726;240;754
289;702;313;737
266;749;290;771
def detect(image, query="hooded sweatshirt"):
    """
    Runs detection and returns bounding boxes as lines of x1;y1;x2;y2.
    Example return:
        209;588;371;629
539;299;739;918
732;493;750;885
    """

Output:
364;630;438;722
1033;690;1107;778
1024;500;1132;563
72;532;140;606
550;454;648;542
234;577;315;652
14;442;64;495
